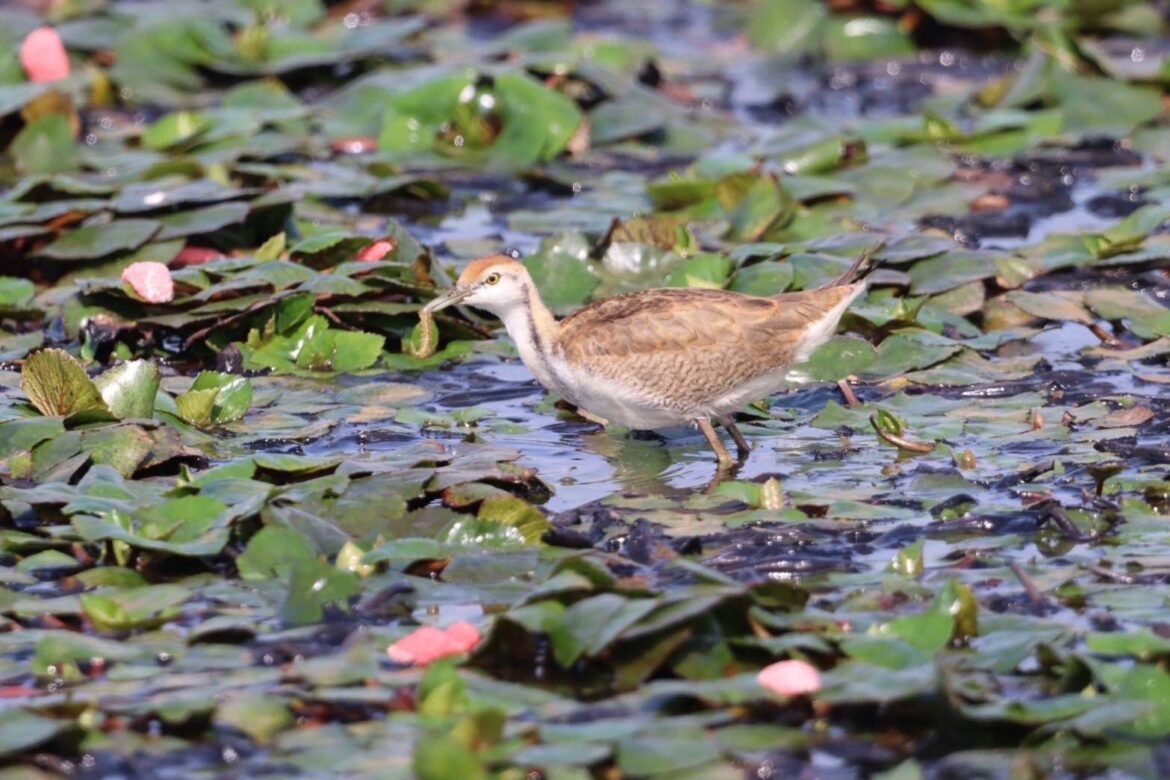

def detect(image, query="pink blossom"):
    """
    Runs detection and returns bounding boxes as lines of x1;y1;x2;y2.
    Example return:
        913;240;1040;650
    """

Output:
121;261;174;304
386;621;481;666
757;659;822;697
356;240;395;262
21;27;70;84
172;246;226;268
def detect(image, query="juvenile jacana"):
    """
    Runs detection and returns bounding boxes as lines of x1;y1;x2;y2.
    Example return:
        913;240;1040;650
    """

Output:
423;251;875;465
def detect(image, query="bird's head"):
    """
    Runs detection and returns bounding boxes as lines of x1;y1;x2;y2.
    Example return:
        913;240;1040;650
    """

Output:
422;255;533;318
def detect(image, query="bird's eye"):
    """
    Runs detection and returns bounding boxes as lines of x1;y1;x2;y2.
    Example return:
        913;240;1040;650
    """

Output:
485;272;501;285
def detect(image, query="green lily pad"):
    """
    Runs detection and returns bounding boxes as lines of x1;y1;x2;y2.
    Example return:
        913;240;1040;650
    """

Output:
80;584;190;632
214;694;294;744
175;372;253;426
94;360;161;420
237;525;319;581
36;219;161;261
11;113;78;175
280;559;362;627
0;709;70;760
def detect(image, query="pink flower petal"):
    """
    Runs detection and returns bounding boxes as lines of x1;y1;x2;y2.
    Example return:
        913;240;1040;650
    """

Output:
386;621;481;666
121;261;174;304
757;659;822;697
172;245;226;268
444;621;480;647
21;27;70;84
356;239;395;262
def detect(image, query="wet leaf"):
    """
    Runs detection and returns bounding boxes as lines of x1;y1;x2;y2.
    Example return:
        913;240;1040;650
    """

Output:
749;0;827;57
664;253;733;289
93;360;160;420
214;694;294;745
237;525;318;581
475;495;551;544
280;559;361;626
142;110;211;150
81;424;154;476
615;734;721;775
824;16;914;61
415;733;487;780
727;174;795;241
806;335;878;381
298;330;384;373
175;372;253;426
1003;291;1093;325
548;593;658;667
524;233;598;311
80;584;189;632
22;348;107;417
0;709;69;759
36;219;160;261
73;496;232;557
11;113;76;175
884;580;975;654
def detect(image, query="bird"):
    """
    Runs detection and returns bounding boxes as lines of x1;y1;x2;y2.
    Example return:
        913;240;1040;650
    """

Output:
422;250;877;467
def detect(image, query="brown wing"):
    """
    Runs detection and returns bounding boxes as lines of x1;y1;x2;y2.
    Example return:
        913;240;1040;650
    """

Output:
555;286;857;409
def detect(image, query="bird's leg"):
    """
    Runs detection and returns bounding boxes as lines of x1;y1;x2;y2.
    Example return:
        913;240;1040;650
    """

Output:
720;414;751;460
697;418;735;467
575;407;609;426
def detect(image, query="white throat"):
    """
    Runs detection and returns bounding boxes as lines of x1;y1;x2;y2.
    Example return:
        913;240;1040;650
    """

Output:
497;296;562;393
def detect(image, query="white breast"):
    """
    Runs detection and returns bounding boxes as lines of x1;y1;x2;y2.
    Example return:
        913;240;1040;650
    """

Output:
549;358;692;429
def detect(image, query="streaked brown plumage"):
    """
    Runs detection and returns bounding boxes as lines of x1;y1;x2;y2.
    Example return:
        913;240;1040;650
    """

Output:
424;252;873;465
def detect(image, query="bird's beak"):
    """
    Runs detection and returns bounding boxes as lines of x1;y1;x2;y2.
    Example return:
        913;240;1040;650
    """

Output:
422;287;470;314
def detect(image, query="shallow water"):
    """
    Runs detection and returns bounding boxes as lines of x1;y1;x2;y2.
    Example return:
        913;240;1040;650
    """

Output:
8;0;1170;775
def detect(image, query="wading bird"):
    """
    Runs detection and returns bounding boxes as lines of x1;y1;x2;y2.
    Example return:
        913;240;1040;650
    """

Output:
423;251;875;467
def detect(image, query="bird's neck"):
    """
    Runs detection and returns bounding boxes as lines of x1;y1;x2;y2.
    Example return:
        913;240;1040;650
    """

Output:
499;283;562;388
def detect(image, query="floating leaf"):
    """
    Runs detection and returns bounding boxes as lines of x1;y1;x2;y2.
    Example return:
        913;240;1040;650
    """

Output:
214;694;294;745
296;330;384;373
37;219;160;261
93;360;160;420
524;232;598;311
237;526;318;581
11;113;77;175
141;110;211;150
80;584;190;632
280;559;361;626
175;372;253;426
0;709;69;760
22;348;107;417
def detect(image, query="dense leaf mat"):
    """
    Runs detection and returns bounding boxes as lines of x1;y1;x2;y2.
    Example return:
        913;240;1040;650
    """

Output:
1;0;1170;777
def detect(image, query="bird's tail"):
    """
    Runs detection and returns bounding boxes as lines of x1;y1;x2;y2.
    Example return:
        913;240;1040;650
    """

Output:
822;240;885;289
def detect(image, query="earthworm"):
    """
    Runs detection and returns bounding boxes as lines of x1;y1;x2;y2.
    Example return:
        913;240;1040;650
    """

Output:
408;307;438;359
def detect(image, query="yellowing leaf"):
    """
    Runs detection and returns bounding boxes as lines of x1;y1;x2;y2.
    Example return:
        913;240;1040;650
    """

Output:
21;349;107;417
